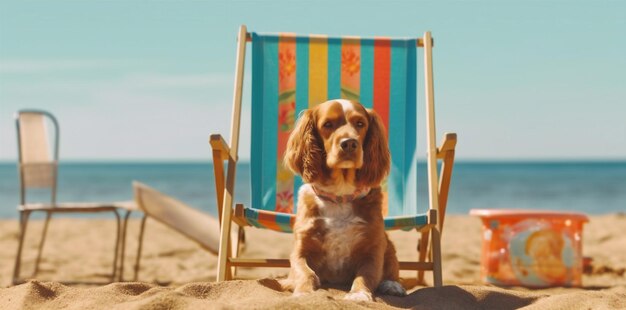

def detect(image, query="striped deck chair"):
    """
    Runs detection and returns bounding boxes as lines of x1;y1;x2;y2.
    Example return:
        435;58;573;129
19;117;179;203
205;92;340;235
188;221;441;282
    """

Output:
210;25;457;286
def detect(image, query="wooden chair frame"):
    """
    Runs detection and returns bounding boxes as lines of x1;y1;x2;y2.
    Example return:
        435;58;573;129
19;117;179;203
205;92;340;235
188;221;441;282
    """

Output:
210;25;457;286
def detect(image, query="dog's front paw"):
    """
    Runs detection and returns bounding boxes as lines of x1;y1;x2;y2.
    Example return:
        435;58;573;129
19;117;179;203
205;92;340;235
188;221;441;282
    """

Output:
344;290;373;302
377;280;406;296
292;290;311;297
293;273;320;296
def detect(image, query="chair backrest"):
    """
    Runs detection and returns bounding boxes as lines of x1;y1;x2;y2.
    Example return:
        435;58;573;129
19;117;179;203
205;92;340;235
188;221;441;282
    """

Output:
15;110;59;205
250;33;420;217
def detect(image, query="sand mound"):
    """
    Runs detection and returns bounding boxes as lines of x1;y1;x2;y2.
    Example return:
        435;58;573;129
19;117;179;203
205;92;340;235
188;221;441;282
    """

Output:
2;280;625;310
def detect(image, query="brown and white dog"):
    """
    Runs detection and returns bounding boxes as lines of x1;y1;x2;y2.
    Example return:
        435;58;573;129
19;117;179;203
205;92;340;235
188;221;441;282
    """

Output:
281;99;406;301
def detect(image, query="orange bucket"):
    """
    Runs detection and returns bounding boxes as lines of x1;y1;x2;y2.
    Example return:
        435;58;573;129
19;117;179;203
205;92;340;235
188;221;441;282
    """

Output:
470;209;589;287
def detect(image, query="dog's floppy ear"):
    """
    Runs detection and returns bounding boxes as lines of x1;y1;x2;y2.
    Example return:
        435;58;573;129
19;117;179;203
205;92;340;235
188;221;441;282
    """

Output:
356;109;390;187
284;109;325;183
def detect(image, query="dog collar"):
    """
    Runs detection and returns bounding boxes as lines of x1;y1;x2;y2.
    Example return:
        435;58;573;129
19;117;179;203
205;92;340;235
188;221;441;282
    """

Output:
311;186;371;204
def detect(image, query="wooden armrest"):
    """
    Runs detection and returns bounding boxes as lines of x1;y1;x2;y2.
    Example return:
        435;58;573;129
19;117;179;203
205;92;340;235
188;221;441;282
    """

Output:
210;134;230;153
436;133;457;159
210;134;231;162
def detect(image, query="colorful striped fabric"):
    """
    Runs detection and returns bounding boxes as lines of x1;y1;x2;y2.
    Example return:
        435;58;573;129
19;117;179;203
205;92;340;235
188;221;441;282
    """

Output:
249;32;423;232
244;207;428;233
244;208;296;233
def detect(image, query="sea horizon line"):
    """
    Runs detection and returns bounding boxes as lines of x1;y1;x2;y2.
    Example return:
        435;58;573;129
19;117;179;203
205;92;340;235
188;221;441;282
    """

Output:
1;158;626;165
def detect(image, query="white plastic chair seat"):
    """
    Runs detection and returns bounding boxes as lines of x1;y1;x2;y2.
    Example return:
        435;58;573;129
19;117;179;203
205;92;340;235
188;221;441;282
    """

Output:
18;201;136;212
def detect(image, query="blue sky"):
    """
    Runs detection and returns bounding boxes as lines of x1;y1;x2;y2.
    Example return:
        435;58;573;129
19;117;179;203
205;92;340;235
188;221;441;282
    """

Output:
1;0;625;161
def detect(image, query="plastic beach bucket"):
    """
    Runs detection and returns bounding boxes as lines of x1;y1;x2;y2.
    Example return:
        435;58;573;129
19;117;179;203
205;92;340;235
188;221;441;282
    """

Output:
470;209;589;287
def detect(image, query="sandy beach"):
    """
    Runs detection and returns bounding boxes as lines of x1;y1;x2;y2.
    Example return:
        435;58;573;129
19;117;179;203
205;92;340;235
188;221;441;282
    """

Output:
1;214;625;309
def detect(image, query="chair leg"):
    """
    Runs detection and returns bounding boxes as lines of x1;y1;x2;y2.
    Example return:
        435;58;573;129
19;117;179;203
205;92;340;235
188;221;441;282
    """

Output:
133;215;147;281
33;211;52;277
224;238;234;281
417;229;430;285
431;226;443;287
111;210;122;283
216;217;233;282
117;210;133;282
13;211;31;285
231;226;245;279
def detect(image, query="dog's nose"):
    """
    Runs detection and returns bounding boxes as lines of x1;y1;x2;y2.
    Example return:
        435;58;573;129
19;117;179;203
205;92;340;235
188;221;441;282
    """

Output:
340;138;359;153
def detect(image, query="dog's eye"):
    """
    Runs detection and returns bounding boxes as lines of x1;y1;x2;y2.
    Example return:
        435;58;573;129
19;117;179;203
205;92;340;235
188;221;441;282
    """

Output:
356;121;365;128
323;121;333;128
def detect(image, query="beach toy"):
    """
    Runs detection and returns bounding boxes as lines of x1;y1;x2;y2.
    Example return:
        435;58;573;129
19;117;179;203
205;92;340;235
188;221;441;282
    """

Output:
470;209;588;287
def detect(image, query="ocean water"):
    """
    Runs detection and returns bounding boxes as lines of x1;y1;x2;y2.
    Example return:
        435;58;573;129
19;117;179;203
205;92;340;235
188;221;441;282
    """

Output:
0;161;625;219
